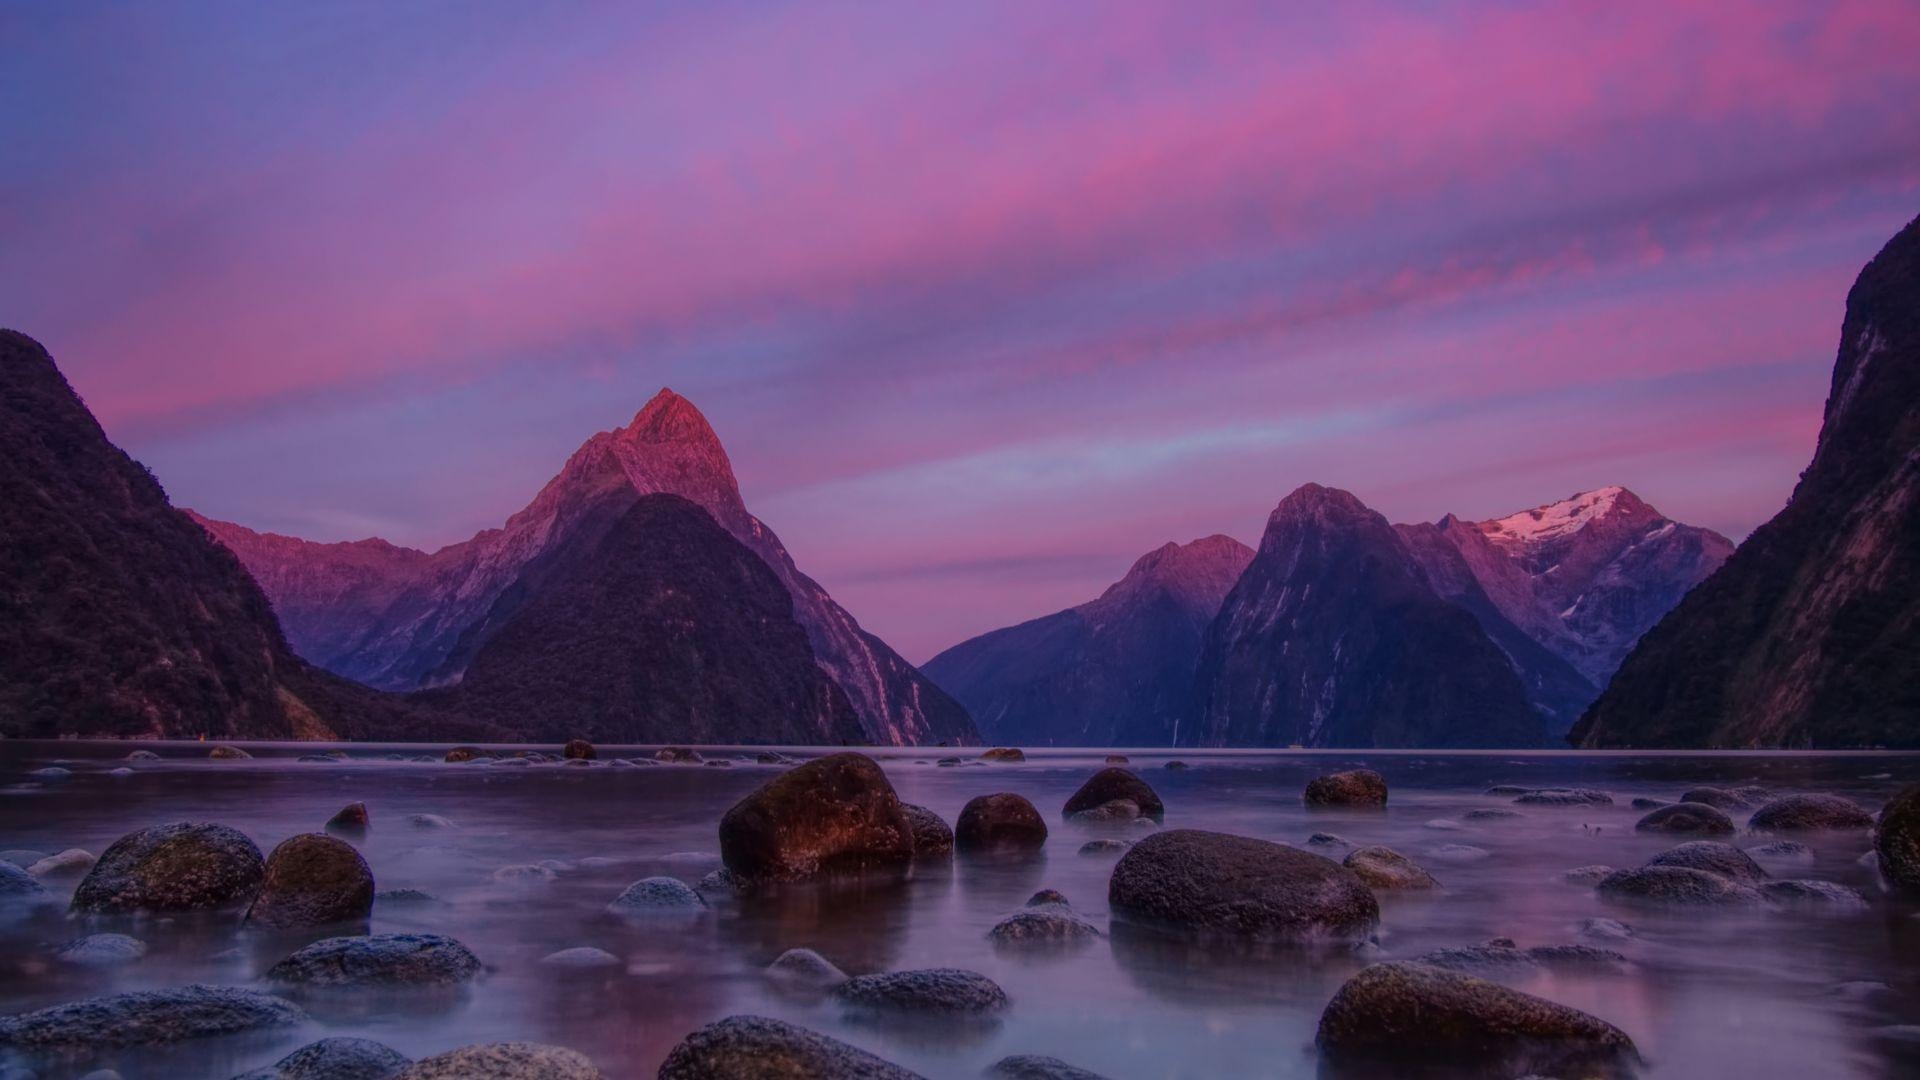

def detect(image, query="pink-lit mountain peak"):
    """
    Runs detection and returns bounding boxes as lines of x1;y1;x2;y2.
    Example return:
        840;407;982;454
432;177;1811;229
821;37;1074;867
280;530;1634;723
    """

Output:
1087;534;1254;620
1476;486;1659;548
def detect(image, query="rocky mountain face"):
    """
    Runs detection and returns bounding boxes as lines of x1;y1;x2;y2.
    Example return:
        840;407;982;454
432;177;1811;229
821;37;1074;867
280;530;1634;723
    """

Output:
428;494;866;745
0;331;490;742
1574;213;1920;748
196;390;977;746
1194;484;1545;748
923;535;1253;746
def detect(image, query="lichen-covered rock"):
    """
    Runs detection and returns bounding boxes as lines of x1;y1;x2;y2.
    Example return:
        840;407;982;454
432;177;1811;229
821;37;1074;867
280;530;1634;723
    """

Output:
989;1055;1112;1080
1644;841;1767;884
1513;788;1613;807
955;793;1049;856
54;933;147;967
326;803;370;836
834;969;1008;1016
1596;866;1765;907
1748;794;1874;832
1315;962;1638;1077
246;833;375;930
0;985;304;1047
606;877;707;918
765;948;848;992
268;933;482;987
1873;783;1920;892
71;822;264;915
1342;847;1438;890
1635;802;1735;835
981;748;1026;763
392;1042;600;1079
1063;768;1165;821
1303;770;1388;807
1761;879;1869;908
234;1036;411;1079
658;1015;921;1079
901;804;953;858
718;753;913;884
1109;829;1377;943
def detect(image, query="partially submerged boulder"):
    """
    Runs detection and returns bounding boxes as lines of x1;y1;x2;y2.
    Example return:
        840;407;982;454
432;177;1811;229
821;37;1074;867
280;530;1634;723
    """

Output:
987;907;1100;947
1761;879;1869;909
656;747;704;763
1343;847;1439;890
1513;788;1613;807
245;833;375;930
834;968;1009;1017
0;985;304;1047
981;748;1026;763
658;1015;921;1079
392;1042;600;1079
54;933;147;967
1315;962;1638;1078
606;877;707;918
70;822;264;915
718;753;913;885
765;948;848;992
562;739;596;761
1108;829;1377;943
1679;786;1756;811
1062;768;1165;821
268;933;482;987
1596;866;1765;907
234;1036;411;1080
990;1056;1112;1080
1635;803;1736;835
955;793;1049;856
901;804;953;858
1877;784;1920;892
209;745;252;760
1304;770;1388;807
1748;794;1874;832
1644;841;1767;884
325;803;370;837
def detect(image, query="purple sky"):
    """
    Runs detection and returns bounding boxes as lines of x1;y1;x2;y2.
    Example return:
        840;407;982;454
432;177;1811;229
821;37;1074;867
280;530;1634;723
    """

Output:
5;1;1919;661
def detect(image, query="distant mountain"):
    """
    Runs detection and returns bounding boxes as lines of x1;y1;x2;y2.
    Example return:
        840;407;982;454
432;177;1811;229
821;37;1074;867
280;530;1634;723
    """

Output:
1574;213;1920;748
0;330;491;742
428;493;866;745
923;535;1253;746
1194;484;1544;748
196;390;977;746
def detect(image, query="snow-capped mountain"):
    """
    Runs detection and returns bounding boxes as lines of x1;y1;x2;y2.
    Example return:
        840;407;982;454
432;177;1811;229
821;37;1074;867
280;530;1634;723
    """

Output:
194;390;978;747
923;535;1253;747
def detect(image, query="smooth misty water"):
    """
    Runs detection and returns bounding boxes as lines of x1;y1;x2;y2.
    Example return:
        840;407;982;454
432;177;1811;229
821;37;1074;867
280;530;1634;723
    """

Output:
2;744;1918;1079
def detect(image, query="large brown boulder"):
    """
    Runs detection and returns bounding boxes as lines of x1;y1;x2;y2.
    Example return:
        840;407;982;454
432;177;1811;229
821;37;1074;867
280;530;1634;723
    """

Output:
1304;770;1388;807
718;753;913;885
1748;794;1874;831
1108;829;1377;943
245;833;375;930
954;793;1048;856
70;822;264;915
1876;783;1920;892
658;1015;922;1079
1316;962;1638;1077
1062;768;1165;822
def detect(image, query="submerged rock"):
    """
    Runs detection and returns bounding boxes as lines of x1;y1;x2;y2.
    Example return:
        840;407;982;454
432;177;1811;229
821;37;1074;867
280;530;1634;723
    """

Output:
1343;847;1438;890
407;814;456;830
71;822;264;915
392;1042;600;1079
1680;786;1756;811
1079;839;1131;856
1315;962;1638;1077
1513;788;1613;807
1462;808;1521;822
0;985;304;1047
126;750;160;761
834;968;1008;1017
987;908;1100;947
1644;841;1767;884
27;848;95;881
955;793;1049;856
1747;840;1816;863
1066;799;1142;824
54;933;147;967
1748;794;1874;832
901;804;953;858
1874;783;1920;892
1305;833;1351;851
1761;879;1869;909
443;747;489;763
658;1015;921;1079
562;739;596;761
765;948;848;992
1596;866;1765;907
0;862;49;903
234;1036;411;1080
1577;917;1633;942
325;803;370;836
1164;761;1190;771
0;850;48;869
1062;768;1165;821
246;833;375;930
1304;770;1388;807
540;947;622;969
655;747;704;763
1026;889;1071;908
492;864;556;885
718;753;913;885
981;748;1026;763
1630;797;1671;811
990;1055;1112;1080
208;746;252;760
268;933;482;987
1636;803;1735;835
1108;829;1377;943
606;877;707;918
376;888;440;907
1563;865;1614;885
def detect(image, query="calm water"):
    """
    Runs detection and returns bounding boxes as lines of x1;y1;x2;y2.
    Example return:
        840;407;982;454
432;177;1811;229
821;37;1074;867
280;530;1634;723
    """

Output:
2;743;1918;1079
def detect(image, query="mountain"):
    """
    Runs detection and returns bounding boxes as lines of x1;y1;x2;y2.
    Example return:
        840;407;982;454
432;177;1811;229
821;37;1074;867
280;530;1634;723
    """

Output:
923;535;1253;747
1193;484;1545;748
0;330;494;742
1573;214;1920;748
427;494;866;745
195;390;977;746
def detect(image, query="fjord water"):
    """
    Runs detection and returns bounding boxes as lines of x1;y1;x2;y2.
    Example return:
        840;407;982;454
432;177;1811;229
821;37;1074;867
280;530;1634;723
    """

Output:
2;745;1917;1079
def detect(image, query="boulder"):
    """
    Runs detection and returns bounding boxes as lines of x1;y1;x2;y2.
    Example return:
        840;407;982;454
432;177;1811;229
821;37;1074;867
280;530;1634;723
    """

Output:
834;969;1008;1017
990;1056;1111;1080
981;748;1026;762
27;848;95;881
1026;889;1070;908
54;933;147;967
126;750;161;761
1563;865;1615;885
540;947;622;969
718;753;913;884
1066;799;1141;824
71;822;264;915
1303;770;1388;807
1342;847;1438;890
606;877;707;918
657;1015;921;1079
0;985;303;1047
1079;839;1131;856
1513;788;1612;807
268;933;482;987
376;888;440;907
443;747;489;763
1577;917;1633;942
0;850;47;868
1315;962;1638;1077
1635;803;1736;835
234;1036;411;1079
1062;769;1165;822
1596;866;1765;907
987;908;1100;947
326;803;370;836
954;793;1049;856
1630;797;1671;811
208;746;252;760
0;862;49;902
765;948;848;992
392;1043;600;1079
1108;829;1377;943
1747;840;1816;862
900;804;953;858
1104;755;1130;765
562;739;596;761
32;766;72;779
1679;786;1755;811
1873;783;1920;892
1748;794;1874;832
1761;879;1869;908
245;833;375;930
1305;833;1350;851
656;747;704;763
1644;841;1768;884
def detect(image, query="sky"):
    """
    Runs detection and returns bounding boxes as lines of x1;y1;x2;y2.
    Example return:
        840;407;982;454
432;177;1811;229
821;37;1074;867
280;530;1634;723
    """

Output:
5;1;1919;662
